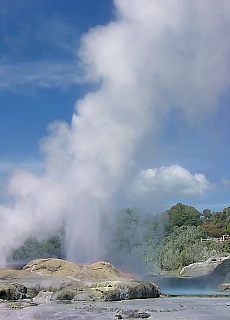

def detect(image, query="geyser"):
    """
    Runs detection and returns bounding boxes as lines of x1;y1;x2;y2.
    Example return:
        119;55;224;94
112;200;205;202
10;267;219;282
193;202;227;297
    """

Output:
0;0;230;267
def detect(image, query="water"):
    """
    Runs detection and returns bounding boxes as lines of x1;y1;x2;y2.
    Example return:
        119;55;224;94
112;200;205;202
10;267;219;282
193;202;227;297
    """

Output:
147;273;230;296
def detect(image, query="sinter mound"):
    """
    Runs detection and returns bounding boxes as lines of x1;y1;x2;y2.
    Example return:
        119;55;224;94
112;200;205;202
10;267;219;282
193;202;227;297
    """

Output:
0;258;160;302
22;258;126;279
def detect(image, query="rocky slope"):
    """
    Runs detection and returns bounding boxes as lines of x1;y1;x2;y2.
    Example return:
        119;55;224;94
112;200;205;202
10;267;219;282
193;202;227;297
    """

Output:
179;257;230;278
179;256;230;293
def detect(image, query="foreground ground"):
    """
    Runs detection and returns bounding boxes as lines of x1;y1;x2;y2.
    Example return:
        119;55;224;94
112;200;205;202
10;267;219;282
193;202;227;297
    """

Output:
1;257;230;319
1;296;230;320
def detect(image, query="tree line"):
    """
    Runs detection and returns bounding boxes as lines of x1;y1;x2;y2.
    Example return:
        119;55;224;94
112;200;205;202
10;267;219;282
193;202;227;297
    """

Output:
9;203;230;273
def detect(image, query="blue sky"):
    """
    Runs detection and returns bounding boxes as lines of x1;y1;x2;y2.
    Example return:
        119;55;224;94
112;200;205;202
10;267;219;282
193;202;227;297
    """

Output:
0;0;229;217
0;0;113;162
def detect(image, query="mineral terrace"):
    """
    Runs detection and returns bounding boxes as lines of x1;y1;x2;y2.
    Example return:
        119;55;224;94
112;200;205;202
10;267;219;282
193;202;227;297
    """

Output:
0;258;160;302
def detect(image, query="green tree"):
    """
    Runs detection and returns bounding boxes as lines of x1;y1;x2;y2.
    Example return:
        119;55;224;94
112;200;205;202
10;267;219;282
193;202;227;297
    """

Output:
158;224;230;271
227;222;230;234
166;203;201;232
114;208;140;252
10;234;64;261
203;209;212;219
159;226;211;270
102;207;167;273
202;208;230;237
223;207;230;221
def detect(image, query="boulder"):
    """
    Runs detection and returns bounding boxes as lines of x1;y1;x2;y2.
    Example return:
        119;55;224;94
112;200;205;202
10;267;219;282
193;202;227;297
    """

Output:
51;280;160;302
0;282;27;300
51;282;96;301
217;283;230;292
91;280;160;301
115;309;151;318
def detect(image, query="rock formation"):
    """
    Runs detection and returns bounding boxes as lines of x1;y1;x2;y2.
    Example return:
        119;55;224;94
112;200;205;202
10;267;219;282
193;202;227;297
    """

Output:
179;256;230;292
22;259;122;279
0;258;160;302
179;257;230;278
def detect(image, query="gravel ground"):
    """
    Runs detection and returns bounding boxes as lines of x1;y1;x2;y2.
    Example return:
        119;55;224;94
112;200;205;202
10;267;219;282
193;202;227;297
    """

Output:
1;296;230;320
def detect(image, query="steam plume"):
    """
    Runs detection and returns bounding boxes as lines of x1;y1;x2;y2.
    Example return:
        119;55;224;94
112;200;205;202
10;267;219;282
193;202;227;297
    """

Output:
0;0;230;266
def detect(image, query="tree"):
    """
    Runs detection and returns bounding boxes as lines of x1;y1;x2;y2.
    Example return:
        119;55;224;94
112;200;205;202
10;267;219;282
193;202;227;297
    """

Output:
202;208;230;237
203;209;212;219
114;208;140;252
165;203;201;232
158;225;226;271
102;207;168;273
223;207;230;221
227;223;230;234
10;234;64;261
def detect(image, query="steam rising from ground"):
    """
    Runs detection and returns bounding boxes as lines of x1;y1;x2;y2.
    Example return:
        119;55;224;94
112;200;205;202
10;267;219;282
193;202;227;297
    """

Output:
0;0;230;266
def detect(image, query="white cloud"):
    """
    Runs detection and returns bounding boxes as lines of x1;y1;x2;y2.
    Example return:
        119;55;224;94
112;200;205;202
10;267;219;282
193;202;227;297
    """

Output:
0;12;81;91
129;164;214;200
0;60;81;90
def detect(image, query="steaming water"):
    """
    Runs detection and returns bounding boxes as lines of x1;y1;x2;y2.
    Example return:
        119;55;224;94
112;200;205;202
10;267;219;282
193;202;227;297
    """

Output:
148;275;230;296
147;261;230;296
1;298;230;320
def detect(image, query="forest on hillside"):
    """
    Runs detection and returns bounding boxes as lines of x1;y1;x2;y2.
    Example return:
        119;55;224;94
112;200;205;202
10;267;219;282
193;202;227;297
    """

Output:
9;203;230;274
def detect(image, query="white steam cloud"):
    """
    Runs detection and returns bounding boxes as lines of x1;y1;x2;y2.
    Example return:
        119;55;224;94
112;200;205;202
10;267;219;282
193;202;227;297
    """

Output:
0;0;230;266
